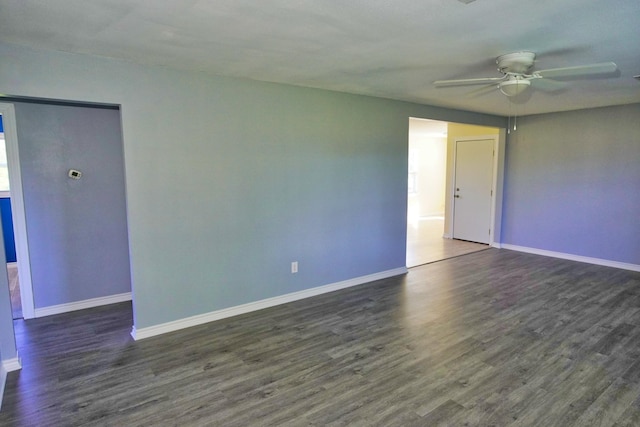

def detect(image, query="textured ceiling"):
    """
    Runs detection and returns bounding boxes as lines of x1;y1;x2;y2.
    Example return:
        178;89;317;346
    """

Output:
1;0;639;116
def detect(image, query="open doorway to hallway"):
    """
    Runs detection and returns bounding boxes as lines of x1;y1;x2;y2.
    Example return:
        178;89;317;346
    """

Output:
0;100;133;327
0;114;21;319
406;118;496;267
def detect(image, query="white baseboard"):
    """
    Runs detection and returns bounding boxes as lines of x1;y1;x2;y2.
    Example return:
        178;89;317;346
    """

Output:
34;292;132;318
1;354;21;411
501;244;640;272
2;356;21;373
132;267;408;341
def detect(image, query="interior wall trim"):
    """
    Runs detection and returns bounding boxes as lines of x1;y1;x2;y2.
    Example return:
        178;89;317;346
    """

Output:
0;102;35;319
2;356;21;373
131;267;408;341
501;244;640;272
34;292;132;318
0;354;21;410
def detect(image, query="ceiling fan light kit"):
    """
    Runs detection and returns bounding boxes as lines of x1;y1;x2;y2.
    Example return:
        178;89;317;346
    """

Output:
499;78;531;97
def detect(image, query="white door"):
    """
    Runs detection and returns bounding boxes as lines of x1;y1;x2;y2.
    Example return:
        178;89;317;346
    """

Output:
453;138;494;244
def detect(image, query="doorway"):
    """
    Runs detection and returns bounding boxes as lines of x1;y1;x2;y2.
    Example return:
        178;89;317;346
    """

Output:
0;100;132;324
0;107;32;320
0;116;21;319
406;119;504;267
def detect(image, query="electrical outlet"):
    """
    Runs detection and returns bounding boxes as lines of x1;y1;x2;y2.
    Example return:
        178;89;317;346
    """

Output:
291;261;298;274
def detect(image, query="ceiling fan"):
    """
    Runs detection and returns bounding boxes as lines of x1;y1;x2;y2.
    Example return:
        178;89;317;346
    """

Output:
434;52;618;97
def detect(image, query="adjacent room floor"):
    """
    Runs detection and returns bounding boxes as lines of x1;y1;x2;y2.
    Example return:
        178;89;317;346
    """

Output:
406;215;487;267
2;249;640;426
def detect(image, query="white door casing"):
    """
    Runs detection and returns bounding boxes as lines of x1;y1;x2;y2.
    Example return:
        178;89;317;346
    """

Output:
452;138;495;244
0;103;35;319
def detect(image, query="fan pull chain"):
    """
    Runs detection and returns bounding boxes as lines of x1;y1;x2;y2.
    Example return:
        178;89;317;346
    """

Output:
507;97;513;134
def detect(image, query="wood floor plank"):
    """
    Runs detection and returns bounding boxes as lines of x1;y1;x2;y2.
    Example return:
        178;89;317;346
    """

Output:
1;249;640;426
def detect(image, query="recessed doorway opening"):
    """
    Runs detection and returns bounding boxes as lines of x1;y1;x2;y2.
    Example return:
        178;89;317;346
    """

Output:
0;114;22;319
406;118;503;267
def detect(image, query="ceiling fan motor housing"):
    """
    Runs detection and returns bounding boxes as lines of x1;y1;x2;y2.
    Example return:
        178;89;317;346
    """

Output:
496;52;536;74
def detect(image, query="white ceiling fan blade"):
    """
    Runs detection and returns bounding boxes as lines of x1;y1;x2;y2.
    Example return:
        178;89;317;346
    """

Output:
530;78;567;92
536;62;617;79
434;76;505;87
468;83;499;97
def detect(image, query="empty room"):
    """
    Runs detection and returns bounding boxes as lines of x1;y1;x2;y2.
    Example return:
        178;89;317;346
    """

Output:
0;0;639;425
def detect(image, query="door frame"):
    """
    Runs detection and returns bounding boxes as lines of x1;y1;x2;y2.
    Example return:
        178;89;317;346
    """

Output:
446;131;506;247
452;137;495;244
0;102;35;319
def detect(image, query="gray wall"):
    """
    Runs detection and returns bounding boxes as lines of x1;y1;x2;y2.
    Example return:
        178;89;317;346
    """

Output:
13;102;131;308
502;103;640;264
0;42;506;329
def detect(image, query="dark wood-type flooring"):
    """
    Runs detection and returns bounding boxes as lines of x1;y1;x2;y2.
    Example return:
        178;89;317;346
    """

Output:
2;249;640;426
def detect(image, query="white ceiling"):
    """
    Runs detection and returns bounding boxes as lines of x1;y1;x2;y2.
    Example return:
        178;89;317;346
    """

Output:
1;0;639;116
